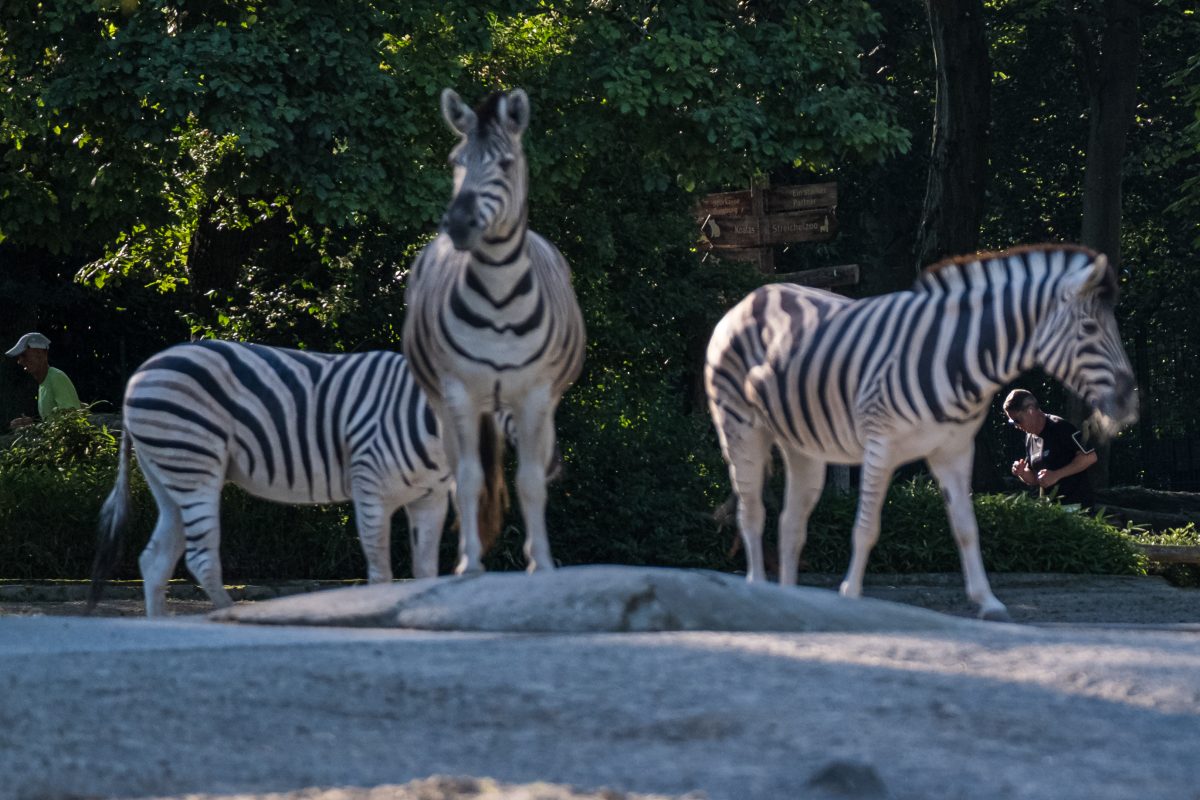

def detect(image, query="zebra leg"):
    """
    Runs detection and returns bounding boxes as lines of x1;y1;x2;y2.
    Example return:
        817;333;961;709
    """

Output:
442;386;486;575
514;387;557;572
926;444;1011;621
714;408;771;583
405;490;449;579
839;440;896;598
168;479;233;610
777;449;825;587
352;492;395;584
138;468;187;618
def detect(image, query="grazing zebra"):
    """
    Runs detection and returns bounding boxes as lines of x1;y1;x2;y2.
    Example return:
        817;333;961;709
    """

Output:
88;340;453;616
705;245;1137;620
402;87;586;574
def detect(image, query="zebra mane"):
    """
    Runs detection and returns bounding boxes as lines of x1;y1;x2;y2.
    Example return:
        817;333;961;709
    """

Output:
916;243;1115;299
473;91;510;131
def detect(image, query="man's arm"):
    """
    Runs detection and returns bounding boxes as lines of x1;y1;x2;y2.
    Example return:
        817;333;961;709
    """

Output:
1036;428;1097;488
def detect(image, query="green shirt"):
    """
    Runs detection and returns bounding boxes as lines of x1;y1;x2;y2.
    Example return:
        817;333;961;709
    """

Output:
37;366;81;419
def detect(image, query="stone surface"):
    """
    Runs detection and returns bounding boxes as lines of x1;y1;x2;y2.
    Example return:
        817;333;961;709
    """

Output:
2;615;1199;800
805;760;889;799
208;565;975;633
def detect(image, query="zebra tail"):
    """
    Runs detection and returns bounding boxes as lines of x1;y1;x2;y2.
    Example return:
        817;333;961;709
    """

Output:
87;431;133;612
477;413;509;556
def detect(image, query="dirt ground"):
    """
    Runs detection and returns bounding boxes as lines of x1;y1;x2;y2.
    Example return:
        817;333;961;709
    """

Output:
1;572;1195;626
2;572;1198;800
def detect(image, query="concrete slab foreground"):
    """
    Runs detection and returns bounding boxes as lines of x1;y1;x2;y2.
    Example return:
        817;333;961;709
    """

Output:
209;565;976;633
3;614;1199;800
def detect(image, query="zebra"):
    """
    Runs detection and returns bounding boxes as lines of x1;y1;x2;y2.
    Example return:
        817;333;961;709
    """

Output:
704;245;1137;620
88;340;453;616
402;87;586;575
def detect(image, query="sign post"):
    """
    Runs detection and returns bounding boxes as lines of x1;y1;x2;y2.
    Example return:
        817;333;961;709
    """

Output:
697;181;853;287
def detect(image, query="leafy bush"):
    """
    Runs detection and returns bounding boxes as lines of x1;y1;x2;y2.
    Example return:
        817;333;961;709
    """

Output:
736;478;1146;577
0;406;1146;580
1122;522;1200;588
0;410;417;581
0;404;119;470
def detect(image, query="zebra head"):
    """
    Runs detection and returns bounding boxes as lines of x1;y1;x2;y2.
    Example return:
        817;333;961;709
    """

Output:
439;88;530;253
1035;251;1137;438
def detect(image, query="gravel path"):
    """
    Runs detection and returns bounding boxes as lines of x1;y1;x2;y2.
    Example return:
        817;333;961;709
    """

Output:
3;573;1196;625
1;613;1198;800
1;573;1198;800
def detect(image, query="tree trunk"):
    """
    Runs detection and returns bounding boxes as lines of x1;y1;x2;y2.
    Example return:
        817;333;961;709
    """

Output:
917;0;996;490
1069;0;1142;490
1073;0;1141;269
915;0;991;271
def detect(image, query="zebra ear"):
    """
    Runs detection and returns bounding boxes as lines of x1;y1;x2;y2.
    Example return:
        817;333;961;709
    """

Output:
441;88;476;136
1076;253;1119;302
499;88;530;137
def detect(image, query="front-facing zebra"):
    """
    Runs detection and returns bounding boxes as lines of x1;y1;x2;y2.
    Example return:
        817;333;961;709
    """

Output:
402;88;586;574
705;245;1137;620
89;340;452;616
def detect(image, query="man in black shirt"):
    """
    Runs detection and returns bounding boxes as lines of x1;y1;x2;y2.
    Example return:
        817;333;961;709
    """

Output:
1003;389;1097;507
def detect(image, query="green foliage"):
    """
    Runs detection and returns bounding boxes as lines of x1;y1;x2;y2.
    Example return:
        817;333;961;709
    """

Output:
0;467;120;579
0;407;124;577
1123;522;1200;588
756;479;1145;576
0;404;117;471
0;443;1146;580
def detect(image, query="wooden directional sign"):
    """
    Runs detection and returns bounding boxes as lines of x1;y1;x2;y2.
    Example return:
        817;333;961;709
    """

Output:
699;215;762;248
697;182;838;250
700;208;837;247
697;189;755;218
697;183;837;219
764;182;837;213
763;209;837;244
697;182;841;277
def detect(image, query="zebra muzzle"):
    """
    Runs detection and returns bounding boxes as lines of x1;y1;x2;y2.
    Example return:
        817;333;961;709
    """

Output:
445;192;482;251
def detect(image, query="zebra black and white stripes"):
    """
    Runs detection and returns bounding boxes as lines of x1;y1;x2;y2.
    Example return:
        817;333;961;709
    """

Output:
89;340;452;616
403;87;585;574
705;245;1137;619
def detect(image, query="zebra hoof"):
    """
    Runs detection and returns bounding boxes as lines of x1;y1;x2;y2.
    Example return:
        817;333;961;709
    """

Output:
979;607;1013;623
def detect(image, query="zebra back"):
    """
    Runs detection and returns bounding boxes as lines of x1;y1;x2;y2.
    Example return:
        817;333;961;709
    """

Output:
124;340;447;505
706;244;1136;457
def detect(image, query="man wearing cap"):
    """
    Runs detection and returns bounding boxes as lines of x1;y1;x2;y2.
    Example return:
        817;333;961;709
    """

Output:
6;332;81;430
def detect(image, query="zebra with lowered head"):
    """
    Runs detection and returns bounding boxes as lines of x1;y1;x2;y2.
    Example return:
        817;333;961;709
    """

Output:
89;340;453;616
403;87;586;575
705;245;1137;620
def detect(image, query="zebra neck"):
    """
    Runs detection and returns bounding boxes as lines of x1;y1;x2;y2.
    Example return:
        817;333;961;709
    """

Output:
471;206;529;267
464;240;533;304
915;264;1045;417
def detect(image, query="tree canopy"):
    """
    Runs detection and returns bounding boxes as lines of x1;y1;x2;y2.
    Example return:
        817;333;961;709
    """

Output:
2;1;1198;545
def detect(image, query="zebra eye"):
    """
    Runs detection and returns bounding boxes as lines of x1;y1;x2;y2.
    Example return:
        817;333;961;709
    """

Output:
498;153;515;170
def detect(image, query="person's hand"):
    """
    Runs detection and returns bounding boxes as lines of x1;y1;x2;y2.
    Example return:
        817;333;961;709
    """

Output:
1036;469;1058;488
8;416;34;430
1012;459;1035;485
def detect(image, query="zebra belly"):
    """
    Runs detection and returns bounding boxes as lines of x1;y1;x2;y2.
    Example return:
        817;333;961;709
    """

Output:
765;414;865;465
223;456;352;506
434;355;560;406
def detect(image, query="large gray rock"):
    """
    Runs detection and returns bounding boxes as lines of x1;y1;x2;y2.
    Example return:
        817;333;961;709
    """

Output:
209;565;974;633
